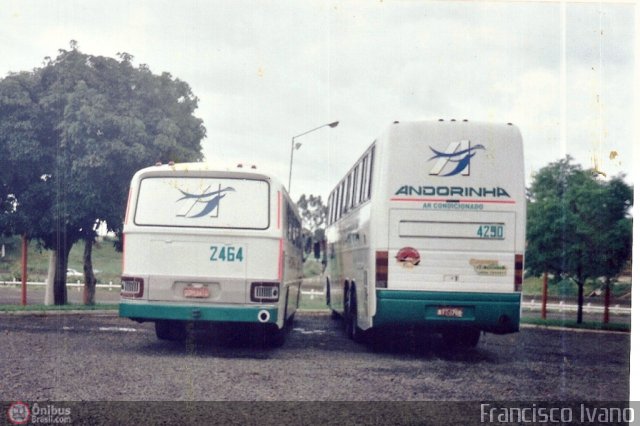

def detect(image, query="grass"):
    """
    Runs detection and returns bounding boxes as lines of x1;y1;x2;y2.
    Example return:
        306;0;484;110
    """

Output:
0;303;118;312
0;236;122;284
299;293;329;311
522;317;630;333
522;275;631;299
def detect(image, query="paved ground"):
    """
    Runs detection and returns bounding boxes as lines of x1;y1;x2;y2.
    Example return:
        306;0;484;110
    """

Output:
0;312;629;401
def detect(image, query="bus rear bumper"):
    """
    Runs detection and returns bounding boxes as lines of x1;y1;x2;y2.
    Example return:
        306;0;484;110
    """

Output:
373;290;521;334
119;301;278;325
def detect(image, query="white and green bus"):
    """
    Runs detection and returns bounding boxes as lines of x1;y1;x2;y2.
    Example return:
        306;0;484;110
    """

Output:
325;120;526;347
119;163;303;346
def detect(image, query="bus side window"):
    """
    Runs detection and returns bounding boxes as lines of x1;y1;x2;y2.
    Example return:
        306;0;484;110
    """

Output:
360;155;369;203
287;203;302;250
345;174;352;214
338;181;345;219
366;146;375;200
327;192;334;225
351;165;359;209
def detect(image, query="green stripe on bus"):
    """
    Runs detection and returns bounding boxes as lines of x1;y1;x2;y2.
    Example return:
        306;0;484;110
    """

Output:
373;290;521;334
119;303;278;324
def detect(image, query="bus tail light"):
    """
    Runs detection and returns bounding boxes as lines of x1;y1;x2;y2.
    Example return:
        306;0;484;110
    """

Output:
514;254;524;291
375;251;388;288
251;282;280;302
121;277;144;298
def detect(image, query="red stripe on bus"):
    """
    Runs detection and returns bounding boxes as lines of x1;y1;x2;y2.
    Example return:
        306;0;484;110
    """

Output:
390;197;516;204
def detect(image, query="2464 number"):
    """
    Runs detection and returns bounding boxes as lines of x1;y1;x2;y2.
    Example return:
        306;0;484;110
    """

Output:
210;245;244;262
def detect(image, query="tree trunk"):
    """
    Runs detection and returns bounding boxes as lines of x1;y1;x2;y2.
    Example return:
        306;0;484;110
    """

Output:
83;238;97;305
53;239;74;305
603;278;611;324
21;235;28;306
44;251;56;306
541;271;548;320
576;280;584;324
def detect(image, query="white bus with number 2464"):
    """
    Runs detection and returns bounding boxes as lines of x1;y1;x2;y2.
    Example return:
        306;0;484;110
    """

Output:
325;119;526;347
119;162;303;346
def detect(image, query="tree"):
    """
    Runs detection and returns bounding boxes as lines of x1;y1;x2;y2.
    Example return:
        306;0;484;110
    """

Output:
296;194;327;257
0;42;205;304
526;157;633;323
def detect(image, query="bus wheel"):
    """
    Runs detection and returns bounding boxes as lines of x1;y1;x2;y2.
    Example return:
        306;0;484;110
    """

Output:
261;324;286;348
155;320;187;341
343;286;352;336
346;286;365;343
442;328;480;349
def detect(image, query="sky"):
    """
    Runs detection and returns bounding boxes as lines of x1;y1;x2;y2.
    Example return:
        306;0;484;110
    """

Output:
1;0;636;202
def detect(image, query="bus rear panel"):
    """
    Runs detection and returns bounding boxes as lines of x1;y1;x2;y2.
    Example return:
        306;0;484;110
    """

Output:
374;121;525;335
119;165;302;343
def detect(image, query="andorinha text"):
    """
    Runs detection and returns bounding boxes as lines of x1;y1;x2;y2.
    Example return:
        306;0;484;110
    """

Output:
480;403;634;424
395;185;511;198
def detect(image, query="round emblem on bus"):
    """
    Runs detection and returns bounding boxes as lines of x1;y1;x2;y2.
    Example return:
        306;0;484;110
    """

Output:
395;247;420;268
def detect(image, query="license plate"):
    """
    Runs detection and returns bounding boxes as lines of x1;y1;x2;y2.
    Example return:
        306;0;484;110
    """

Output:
437;307;463;318
184;286;209;298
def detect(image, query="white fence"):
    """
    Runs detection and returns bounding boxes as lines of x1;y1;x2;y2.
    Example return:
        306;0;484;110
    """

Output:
522;298;631;315
0;280;121;290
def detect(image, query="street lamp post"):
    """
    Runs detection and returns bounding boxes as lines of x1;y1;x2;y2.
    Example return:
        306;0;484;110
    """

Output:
288;120;339;192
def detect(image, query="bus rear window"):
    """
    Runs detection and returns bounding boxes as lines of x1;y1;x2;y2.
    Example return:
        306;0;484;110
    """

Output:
134;177;270;230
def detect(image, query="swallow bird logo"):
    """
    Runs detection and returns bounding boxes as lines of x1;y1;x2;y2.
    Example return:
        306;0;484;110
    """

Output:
428;140;485;177
176;185;235;218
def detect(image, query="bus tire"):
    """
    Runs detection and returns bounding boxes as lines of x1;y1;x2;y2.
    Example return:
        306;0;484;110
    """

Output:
155;320;187;342
261;324;286;348
286;312;296;326
271;327;286;347
325;278;331;307
343;284;352;336
442;328;480;349
347;285;365;343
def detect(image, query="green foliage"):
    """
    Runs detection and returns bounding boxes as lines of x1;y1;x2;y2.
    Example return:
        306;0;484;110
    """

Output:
303;258;324;278
0;42;205;304
297;194;327;256
526;156;633;322
0;237;123;284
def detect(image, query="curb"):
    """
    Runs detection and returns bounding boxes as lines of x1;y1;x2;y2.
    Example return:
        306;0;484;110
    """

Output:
0;308;331;317
520;323;630;335
0;309;117;316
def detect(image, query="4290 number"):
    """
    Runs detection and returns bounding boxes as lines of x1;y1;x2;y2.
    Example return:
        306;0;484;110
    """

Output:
476;225;504;239
210;245;244;262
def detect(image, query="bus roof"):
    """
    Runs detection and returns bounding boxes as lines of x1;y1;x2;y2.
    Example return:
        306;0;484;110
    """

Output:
132;162;287;190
